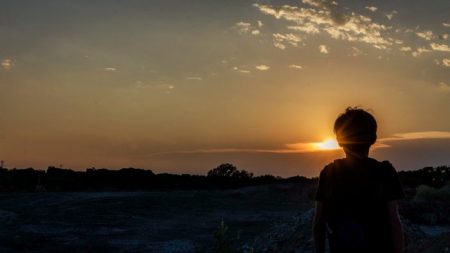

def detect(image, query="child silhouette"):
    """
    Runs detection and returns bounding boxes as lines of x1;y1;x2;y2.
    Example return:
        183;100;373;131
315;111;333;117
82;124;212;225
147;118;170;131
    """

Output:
313;107;405;253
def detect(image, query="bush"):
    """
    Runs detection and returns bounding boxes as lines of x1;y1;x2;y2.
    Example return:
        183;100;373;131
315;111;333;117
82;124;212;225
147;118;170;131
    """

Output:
414;184;450;201
211;220;253;253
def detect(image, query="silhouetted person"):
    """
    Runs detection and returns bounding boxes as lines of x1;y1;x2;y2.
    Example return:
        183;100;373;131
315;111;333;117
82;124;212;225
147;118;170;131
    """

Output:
313;107;405;253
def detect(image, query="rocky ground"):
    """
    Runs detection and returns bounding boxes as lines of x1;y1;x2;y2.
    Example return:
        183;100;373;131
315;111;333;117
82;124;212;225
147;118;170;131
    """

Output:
244;209;450;253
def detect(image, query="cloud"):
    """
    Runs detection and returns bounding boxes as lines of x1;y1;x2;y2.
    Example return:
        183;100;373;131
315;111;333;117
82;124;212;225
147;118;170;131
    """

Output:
365;6;378;12
257;20;263;27
149;131;450;157
438;33;449;40
186;76;203;81
289;64;303;69
149;147;306;156
151;139;340;156
443;58;450;67
272;33;301;50
379;131;450;143
273;43;286;50
104;67;117;72
411;47;431;57
255;65;270;71
302;0;322;8
350;46;364;56
438;82;450;91
416;30;434;41
430;43;450;52
232;66;251;74
287;24;320;34
156;83;175;90
385;11;398;20
254;3;393;50
319;44;329;54
234;21;252;34
400;46;412;52
1;59;13;70
135;83;176;93
443;22;450;28
301;0;349;25
234;21;260;35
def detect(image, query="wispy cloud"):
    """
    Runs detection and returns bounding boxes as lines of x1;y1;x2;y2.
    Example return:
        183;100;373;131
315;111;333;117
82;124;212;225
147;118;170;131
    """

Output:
430;43;450;52
438;33;449;40
438;82;450;91
149;131;450;156
255;65;270;71
365;6;378;12
234;21;251;34
385;10;398;20
251;30;260;35
319;45;329;54
148;148;298;156
150;140;339;156
400;46;412;52
234;21;260;35
135;83;175;93
186;76;203;81
254;3;393;50
301;0;348;25
289;64;303;69
257;20;263;27
104;67;117;72
443;22;450;28
416;30;434;41
350;47;364;56
443;58;450;67
232;66;251;74
288;24;320;34
412;47;431;57
158;83;175;93
379;131;450;143
272;33;301;50
1;59;13;70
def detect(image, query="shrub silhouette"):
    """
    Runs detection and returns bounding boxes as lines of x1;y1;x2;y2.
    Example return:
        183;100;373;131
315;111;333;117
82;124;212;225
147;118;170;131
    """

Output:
207;163;253;188
207;163;253;180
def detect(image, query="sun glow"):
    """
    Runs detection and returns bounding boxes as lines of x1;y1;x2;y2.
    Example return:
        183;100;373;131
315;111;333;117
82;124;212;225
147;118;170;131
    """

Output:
314;138;340;150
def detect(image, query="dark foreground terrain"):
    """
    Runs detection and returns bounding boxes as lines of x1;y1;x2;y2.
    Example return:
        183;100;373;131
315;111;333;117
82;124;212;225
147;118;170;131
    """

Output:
0;184;311;253
0;182;449;253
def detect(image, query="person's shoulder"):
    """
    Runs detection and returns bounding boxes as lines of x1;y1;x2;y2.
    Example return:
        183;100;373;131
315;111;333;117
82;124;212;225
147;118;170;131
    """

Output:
320;158;345;175
368;158;398;174
367;157;391;166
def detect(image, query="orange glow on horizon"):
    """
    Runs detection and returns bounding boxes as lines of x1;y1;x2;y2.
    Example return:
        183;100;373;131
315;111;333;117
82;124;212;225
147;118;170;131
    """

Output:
313;138;340;151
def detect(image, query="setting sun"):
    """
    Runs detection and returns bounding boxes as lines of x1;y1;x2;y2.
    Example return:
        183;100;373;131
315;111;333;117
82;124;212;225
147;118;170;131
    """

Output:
314;139;340;151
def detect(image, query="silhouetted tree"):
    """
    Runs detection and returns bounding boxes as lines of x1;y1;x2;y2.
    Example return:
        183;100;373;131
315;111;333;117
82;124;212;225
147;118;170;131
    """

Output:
207;163;253;180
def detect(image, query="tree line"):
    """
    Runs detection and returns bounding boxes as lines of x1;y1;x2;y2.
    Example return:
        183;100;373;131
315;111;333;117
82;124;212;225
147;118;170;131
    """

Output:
0;163;448;192
0;163;310;192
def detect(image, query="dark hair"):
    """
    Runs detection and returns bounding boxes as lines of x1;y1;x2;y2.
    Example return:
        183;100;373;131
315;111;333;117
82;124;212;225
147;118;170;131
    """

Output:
334;107;377;146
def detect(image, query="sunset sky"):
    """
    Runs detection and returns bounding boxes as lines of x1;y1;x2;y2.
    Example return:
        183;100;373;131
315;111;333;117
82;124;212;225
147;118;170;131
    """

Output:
0;0;449;177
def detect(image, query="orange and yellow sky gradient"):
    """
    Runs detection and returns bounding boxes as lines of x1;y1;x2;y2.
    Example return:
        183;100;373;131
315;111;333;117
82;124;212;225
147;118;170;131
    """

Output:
0;0;449;177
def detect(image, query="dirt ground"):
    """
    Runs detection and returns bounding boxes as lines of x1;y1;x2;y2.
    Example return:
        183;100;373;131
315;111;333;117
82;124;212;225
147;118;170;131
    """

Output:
1;184;448;253
0;184;310;253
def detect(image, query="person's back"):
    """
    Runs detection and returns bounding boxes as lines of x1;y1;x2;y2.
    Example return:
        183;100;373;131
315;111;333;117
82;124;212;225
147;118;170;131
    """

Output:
313;107;405;253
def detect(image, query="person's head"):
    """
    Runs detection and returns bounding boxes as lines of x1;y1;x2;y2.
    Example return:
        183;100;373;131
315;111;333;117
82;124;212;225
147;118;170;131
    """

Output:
334;107;377;158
